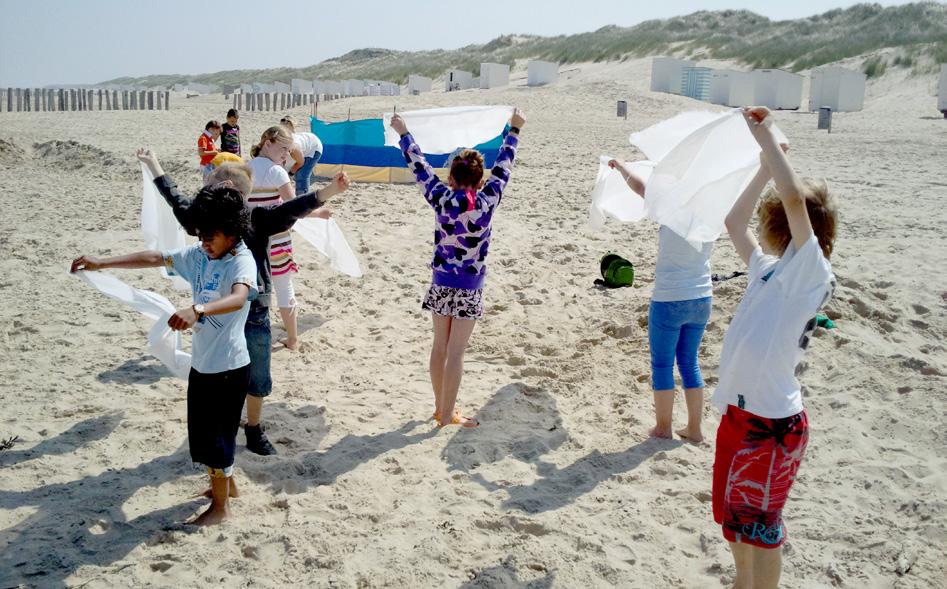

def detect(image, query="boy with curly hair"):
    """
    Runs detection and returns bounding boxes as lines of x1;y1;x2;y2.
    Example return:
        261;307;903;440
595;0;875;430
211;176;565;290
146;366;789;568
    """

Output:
71;184;257;526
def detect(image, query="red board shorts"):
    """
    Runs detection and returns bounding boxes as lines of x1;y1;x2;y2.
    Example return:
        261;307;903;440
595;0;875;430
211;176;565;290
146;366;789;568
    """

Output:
713;404;809;549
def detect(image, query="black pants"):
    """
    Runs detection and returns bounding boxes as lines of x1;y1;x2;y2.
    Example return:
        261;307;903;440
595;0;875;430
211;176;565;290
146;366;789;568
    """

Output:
186;365;250;470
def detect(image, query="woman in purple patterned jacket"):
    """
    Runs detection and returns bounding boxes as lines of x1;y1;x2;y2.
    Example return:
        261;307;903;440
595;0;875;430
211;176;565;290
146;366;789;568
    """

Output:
390;108;525;428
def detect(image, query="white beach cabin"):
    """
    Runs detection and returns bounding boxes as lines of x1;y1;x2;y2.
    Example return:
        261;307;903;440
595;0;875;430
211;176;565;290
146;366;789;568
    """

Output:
650;57;695;94
710;70;756;107
445;70;475;92
480;63;510;89
527;61;559;86
407;75;433;94
753;69;803;110
939;64;947;114
809;66;866;112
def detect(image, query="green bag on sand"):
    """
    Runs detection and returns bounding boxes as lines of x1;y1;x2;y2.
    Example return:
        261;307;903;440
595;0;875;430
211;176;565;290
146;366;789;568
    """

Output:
595;253;635;288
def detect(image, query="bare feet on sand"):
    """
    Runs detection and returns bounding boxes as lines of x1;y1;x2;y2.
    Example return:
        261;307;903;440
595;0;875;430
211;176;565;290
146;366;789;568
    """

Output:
189;504;230;526
675;427;704;444
273;337;298;351
649;426;673;439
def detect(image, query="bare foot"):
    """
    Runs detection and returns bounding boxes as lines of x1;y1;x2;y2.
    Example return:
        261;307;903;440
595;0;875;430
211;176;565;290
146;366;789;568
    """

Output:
676;427;704;444
273;338;298;351
438;415;480;429
188;504;230;526
649;426;673;439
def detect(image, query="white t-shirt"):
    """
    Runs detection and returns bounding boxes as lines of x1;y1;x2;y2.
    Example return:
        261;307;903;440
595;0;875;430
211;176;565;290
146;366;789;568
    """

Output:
712;235;835;419
248;156;290;207
293;132;323;159
652;225;714;302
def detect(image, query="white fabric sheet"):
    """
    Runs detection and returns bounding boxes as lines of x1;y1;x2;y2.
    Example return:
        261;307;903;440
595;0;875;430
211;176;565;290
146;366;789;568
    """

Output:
293;218;363;278
589;110;788;249
635;110;787;248
383;106;513;154
588;156;650;230
74;270;191;379
140;163;189;290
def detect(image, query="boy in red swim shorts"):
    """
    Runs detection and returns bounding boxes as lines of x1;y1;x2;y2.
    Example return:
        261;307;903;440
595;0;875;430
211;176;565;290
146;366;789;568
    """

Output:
713;107;838;588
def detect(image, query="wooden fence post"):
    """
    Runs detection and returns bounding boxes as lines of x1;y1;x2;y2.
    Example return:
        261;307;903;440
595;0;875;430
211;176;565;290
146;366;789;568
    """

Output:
6;88;11;112
164;90;169;110
139;90;146;110
34;89;40;111
265;93;271;111
16;88;22;112
237;93;242;110
148;91;154;110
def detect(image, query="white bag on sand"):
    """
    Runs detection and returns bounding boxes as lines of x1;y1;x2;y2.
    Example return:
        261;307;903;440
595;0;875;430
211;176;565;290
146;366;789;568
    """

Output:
74;270;191;379
630;110;788;249
589;156;650;230
383;106;513;154
293;218;363;278
140;163;189;290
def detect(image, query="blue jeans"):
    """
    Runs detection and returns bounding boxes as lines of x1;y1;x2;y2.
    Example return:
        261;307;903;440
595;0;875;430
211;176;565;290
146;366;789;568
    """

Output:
245;304;272;397
648;297;712;390
294;151;322;196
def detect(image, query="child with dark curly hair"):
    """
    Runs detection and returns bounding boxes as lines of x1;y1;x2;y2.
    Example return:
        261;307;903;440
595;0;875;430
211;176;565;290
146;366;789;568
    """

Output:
70;185;257;526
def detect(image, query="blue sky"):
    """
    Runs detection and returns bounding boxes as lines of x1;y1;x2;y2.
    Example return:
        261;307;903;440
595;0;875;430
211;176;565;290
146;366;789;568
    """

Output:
0;0;921;86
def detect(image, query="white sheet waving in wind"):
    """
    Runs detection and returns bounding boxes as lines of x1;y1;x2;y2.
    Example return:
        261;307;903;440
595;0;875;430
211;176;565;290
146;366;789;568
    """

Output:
292;218;363;278
383;106;514;154
74;270;191;379
629;110;787;248
140;163;190;290
589;156;652;230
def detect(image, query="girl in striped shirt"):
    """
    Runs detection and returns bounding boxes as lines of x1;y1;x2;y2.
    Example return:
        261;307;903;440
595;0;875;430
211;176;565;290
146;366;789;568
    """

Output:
248;126;329;351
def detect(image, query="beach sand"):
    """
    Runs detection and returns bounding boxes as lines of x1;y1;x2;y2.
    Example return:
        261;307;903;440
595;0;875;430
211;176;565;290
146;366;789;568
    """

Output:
0;58;944;588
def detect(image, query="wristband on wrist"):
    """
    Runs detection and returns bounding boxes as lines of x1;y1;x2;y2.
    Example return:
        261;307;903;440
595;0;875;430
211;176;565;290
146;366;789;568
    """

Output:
509;126;520;135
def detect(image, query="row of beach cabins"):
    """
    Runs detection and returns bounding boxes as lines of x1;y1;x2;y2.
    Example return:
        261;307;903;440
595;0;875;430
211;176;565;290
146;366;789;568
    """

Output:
3;60;944;117
651;57;871;113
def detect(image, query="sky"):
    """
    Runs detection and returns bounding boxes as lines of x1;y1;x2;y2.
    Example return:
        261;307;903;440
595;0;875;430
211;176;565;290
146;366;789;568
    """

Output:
0;0;924;87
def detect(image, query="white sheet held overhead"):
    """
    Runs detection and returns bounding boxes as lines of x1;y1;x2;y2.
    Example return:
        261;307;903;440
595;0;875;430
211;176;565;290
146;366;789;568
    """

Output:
589;156;650;230
293;218;363;278
383;106;514;154
628;110;788;248
74;270;191;379
140;163;189;290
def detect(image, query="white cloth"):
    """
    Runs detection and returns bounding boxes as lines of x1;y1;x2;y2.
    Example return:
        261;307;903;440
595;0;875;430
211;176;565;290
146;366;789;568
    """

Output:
383;106;513;154
594;110;788;250
712;236;835;419
293;218;363;278
140;163;189;290
293;132;323;158
588;155;649;230
74;270;191;379
652;226;713;302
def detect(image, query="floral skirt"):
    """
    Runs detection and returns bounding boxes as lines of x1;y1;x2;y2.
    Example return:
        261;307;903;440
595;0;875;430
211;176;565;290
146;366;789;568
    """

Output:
422;284;483;320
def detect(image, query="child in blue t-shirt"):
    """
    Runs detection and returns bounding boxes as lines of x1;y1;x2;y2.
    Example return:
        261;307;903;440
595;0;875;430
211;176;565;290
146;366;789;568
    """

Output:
71;185;257;526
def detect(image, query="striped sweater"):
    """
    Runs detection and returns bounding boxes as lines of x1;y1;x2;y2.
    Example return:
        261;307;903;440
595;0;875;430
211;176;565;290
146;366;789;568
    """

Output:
399;130;519;290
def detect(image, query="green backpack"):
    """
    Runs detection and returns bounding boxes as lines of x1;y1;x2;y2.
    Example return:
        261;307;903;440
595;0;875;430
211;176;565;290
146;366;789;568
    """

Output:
595;253;635;288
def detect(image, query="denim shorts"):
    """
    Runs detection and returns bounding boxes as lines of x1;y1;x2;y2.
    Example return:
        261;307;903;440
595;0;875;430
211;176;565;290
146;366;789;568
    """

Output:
648;297;712;390
245;304;272;397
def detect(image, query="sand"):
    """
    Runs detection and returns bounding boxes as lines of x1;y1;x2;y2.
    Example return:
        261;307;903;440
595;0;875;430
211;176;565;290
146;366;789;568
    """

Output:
0;57;945;588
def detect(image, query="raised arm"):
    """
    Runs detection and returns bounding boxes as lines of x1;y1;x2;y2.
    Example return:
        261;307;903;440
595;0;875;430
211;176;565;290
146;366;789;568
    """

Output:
390;114;452;209
743;107;812;252
725;165;772;266
481;108;524;204
138;148;196;235
607;159;645;198
70;250;164;273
